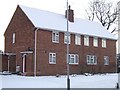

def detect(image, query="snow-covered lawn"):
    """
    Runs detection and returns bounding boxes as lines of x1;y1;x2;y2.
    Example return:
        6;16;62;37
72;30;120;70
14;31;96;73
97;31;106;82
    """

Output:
1;73;118;88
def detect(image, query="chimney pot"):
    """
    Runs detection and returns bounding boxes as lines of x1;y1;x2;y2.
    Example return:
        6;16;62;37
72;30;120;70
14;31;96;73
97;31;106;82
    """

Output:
69;5;71;10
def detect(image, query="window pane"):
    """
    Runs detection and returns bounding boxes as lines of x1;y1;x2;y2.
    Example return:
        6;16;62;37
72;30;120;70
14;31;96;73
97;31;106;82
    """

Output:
69;54;79;64
53;57;56;63
52;32;59;43
102;39;106;48
53;53;56;57
75;55;79;63
49;53;56;64
71;54;74;58
52;33;55;41
94;37;98;47
49;54;52;63
71;58;74;63
84;36;89;46
94;56;97;64
12;33;15;44
64;35;68;43
104;56;109;65
75;35;80;45
87;55;97;65
56;35;59;42
90;57;93;64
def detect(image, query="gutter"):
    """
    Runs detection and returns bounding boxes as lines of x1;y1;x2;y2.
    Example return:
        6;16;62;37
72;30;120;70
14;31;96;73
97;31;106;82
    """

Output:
34;26;117;41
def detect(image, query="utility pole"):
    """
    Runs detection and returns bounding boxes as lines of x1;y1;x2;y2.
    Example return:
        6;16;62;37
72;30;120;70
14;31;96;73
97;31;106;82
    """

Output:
66;0;70;90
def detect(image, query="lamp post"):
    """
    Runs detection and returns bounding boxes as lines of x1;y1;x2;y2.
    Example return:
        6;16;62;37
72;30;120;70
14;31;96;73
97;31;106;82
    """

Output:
66;0;70;90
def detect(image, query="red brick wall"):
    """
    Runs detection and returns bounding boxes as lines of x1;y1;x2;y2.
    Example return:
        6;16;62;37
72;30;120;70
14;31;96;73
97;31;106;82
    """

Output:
4;5;35;75
36;29;116;75
1;54;8;72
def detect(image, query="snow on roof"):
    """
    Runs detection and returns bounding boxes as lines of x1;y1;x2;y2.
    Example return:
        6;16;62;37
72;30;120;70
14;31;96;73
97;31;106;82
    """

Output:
19;5;117;40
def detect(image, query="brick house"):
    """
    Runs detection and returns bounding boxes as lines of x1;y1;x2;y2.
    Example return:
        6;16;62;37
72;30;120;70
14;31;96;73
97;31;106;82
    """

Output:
4;5;117;76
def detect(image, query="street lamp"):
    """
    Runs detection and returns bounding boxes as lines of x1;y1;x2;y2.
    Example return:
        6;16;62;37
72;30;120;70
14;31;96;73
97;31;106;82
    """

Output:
66;0;70;90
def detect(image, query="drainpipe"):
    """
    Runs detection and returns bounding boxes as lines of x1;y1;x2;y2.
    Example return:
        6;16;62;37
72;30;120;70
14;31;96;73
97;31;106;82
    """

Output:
34;28;39;76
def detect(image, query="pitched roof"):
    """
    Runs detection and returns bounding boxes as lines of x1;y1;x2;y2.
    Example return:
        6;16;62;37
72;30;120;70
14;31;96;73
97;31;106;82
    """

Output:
19;5;117;40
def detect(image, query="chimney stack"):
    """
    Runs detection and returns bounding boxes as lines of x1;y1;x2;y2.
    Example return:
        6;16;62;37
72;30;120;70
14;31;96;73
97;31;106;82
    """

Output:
118;1;120;54
65;5;74;22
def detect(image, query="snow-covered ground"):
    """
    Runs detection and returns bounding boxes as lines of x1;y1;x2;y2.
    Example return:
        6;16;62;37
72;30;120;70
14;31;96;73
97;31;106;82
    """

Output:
1;73;118;88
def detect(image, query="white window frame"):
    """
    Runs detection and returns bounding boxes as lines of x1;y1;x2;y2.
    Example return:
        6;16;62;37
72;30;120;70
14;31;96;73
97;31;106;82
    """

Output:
64;32;70;44
52;31;59;43
84;36;89;46
104;56;109;65
75;34;81;45
102;39;106;48
93;37;98;47
49;53;56;64
87;55;97;65
12;33;16;44
68;54;79;64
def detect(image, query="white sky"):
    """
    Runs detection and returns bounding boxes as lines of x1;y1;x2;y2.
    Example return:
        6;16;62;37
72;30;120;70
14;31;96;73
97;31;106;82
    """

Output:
0;0;119;51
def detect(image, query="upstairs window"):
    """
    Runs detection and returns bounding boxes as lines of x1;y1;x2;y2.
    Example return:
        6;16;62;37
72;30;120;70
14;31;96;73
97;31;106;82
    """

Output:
87;55;97;65
52;31;59;43
12;33;16;44
75;34;81;45
49;53;56;64
64;32;70;44
68;54;79;64
104;56;109;65
84;36;89;46
102;39;106;48
93;37;98;47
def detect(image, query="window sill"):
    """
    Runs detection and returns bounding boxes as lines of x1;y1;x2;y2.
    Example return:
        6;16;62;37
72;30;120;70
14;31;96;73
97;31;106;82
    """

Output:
49;63;56;64
69;63;79;65
84;45;89;47
94;46;98;47
52;41;59;43
87;64;97;65
64;43;70;44
102;47;106;48
75;44;81;46
104;64;109;66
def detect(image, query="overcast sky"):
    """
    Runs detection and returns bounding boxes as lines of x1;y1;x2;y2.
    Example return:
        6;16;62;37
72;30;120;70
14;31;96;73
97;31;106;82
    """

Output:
0;0;119;51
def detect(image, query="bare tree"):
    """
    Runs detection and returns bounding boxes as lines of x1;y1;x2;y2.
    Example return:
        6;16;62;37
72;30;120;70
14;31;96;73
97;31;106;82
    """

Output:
85;0;118;33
